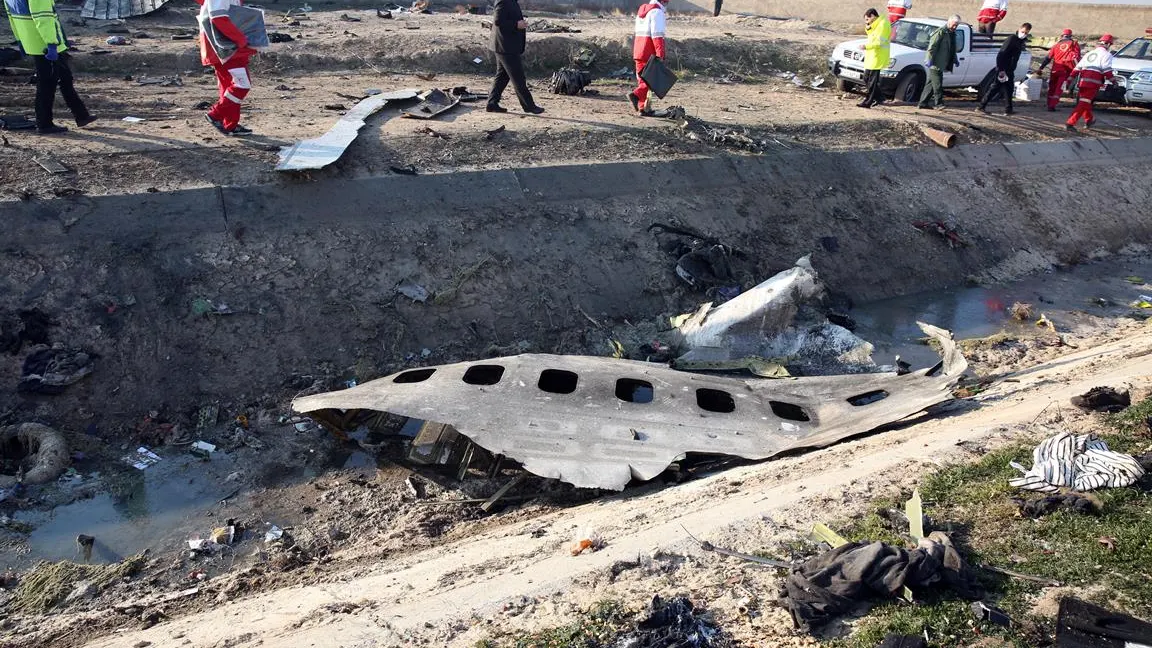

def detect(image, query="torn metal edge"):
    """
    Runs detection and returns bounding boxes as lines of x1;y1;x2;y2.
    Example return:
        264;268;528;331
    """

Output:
275;89;419;172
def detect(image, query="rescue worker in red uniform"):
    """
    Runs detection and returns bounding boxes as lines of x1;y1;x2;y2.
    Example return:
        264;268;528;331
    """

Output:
976;0;1007;35
629;0;667;114
886;0;911;24
197;0;255;136
1066;34;1114;132
1037;29;1081;112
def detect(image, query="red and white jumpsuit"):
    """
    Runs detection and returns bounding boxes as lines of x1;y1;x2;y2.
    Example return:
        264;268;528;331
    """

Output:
976;0;1007;34
886;0;911;24
1067;45;1114;128
1041;37;1081;110
197;0;253;132
632;0;666;111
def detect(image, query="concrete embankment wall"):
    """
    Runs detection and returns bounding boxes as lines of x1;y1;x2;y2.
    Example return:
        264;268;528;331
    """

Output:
4;137;1151;427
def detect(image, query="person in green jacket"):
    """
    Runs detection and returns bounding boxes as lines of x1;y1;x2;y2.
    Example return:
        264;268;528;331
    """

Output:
4;0;95;134
917;15;961;109
858;7;892;108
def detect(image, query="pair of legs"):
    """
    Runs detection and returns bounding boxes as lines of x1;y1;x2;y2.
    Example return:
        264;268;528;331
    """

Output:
977;20;998;35
32;54;93;132
488;53;540;112
1047;67;1072;111
858;69;886;108
918;67;945;108
630;58;653;113
980;73;1015;114
1066;85;1098;129
207;59;251;133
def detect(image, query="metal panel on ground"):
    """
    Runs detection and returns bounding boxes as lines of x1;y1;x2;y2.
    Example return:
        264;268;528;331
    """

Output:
294;324;967;491
275;90;419;172
81;0;170;20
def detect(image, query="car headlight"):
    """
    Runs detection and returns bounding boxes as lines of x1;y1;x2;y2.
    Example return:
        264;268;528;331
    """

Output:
1132;71;1152;83
886;57;898;68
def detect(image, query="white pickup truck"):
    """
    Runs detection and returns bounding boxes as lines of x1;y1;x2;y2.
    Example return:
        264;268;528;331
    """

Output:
828;18;1032;103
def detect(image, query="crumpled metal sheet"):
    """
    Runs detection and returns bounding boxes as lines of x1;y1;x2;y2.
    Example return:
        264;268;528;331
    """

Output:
81;0;169;20
276;89;419;172
294;323;967;491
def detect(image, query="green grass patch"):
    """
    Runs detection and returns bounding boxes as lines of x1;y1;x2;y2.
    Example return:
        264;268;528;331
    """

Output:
1105;396;1152;440
477;599;631;648
826;402;1152;647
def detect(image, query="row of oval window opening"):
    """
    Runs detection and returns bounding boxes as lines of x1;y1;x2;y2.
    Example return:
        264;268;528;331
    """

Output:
392;365;889;419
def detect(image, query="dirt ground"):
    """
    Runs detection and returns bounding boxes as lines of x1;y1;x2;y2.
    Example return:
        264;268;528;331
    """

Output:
1;5;1150;200
2;313;1149;648
3;2;1152;647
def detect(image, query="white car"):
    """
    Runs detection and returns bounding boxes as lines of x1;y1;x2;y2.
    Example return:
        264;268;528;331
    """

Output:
1125;67;1152;109
829;18;1031;102
1090;35;1152;106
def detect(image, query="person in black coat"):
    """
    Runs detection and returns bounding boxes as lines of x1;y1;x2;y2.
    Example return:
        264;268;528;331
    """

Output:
978;22;1031;115
487;0;544;114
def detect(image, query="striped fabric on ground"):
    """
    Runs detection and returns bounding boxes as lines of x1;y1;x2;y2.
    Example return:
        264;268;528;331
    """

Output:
1009;431;1145;492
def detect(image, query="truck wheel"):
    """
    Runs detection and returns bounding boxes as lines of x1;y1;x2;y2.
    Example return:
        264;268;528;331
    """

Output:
894;72;924;104
836;78;855;93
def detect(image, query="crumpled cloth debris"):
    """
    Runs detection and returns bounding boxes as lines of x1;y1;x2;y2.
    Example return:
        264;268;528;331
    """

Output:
18;346;95;394
1070;386;1131;413
780;532;982;632
615;595;729;648
1009;431;1145;493
1010;493;1101;518
548;68;591;95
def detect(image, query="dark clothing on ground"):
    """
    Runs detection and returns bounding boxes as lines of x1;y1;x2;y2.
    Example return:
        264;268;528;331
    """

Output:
489;53;537;110
780;532;982;632
862;69;885;107
32;54;90;129
490;0;525;55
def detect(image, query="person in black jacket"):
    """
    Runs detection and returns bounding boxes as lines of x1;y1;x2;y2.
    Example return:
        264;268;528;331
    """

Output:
977;22;1030;116
487;0;544;114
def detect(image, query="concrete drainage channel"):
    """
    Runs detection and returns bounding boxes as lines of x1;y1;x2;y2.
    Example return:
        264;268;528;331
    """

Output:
2;136;1152;646
4;137;1152;425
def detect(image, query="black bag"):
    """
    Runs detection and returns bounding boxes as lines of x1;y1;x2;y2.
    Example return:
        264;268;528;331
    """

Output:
640;55;678;100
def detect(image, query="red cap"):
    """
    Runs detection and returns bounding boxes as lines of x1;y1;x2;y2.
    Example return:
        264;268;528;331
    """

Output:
1100;33;1114;44
1061;28;1072;37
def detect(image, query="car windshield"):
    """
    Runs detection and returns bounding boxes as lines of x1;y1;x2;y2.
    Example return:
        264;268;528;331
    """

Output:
1116;38;1152;60
891;21;938;50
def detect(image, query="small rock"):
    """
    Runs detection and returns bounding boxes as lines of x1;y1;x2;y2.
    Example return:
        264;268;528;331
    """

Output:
134;642;152;648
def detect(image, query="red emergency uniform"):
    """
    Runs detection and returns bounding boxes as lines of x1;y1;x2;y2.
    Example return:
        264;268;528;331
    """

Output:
976;0;1007;34
886;0;911;24
1067;43;1114;128
632;0;667;111
1040;37;1081;110
197;0;253;132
